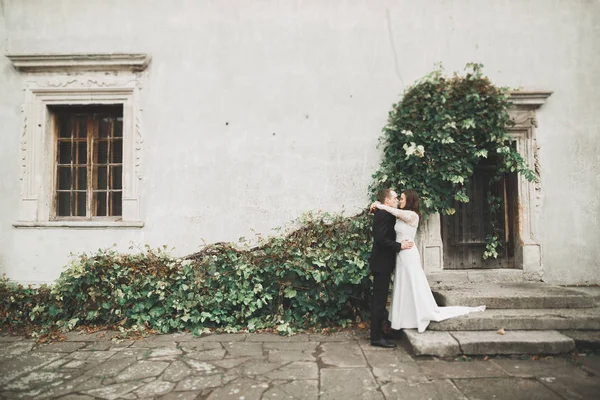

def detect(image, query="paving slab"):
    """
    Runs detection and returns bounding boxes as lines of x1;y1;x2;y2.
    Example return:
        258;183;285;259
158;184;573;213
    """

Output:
381;379;466;400
3;369;82;391
371;361;427;383
151;332;194;341
320;342;366;367
491;358;593;378
159;391;202;400
174;374;222;391
161;360;193;382
184;348;226;361
85;357;137;377
17;375;102;399
309;332;354;342
182;359;218;374
134;379;176;397
82;381;144;400
238;360;285;376
0;341;35;360
265;361;319;380
263;341;319;351
0;335;28;342
432;282;596;309
114;360;170;382
452;377;562;400
222;341;263;357
428;307;600;331
451;330;575;355
0;351;64;386
320;368;383;400
33;341;87;353
210;357;250;369
267;349;315;362
578;354;600;376
417;360;508;379
205;377;269;400
178;341;223;352
262;380;319;399
537;368;600;399
403;329;460;356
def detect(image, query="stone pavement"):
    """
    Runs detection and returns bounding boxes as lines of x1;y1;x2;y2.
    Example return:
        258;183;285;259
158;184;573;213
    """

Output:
1;330;599;400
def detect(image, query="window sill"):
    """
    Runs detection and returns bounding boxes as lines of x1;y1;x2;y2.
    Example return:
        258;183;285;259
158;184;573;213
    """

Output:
13;220;144;229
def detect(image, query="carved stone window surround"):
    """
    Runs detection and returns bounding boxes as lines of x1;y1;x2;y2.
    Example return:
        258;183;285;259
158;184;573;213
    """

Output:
7;53;150;228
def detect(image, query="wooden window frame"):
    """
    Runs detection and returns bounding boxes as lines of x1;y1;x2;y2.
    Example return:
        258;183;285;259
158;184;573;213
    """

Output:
50;105;124;220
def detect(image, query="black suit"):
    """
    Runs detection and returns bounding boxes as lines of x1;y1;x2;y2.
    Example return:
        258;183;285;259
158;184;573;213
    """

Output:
369;209;402;341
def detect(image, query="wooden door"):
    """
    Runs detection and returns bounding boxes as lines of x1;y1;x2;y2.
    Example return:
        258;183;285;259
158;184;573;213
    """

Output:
442;157;518;269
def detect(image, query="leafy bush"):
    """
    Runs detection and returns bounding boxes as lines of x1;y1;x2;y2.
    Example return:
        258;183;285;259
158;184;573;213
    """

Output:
1;211;373;337
370;63;537;258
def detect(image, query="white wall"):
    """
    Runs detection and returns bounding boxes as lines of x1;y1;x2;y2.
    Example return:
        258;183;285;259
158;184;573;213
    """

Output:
0;0;598;284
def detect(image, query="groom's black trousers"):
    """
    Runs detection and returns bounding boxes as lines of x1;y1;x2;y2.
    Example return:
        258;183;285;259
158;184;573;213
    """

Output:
370;270;392;341
369;209;401;341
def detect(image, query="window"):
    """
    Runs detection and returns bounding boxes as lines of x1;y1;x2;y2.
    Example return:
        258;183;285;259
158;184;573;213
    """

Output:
51;105;124;219
7;52;150;228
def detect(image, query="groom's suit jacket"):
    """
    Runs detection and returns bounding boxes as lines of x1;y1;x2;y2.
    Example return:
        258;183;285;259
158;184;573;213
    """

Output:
369;209;402;274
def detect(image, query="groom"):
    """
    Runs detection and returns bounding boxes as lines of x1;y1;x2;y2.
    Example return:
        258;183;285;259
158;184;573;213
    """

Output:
369;189;413;348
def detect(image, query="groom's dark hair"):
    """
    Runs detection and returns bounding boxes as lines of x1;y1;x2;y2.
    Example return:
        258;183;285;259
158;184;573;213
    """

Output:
377;189;394;203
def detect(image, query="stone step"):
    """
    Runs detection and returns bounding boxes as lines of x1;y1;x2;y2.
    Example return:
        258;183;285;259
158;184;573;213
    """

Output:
560;330;600;351
431;283;597;309
403;329;575;356
427;307;600;331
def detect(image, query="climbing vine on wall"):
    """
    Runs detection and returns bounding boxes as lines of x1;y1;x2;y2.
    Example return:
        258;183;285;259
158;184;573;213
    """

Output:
370;63;537;258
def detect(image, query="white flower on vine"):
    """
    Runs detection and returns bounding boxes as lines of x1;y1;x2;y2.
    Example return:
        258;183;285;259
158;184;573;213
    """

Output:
403;142;416;157
403;142;425;158
401;129;414;136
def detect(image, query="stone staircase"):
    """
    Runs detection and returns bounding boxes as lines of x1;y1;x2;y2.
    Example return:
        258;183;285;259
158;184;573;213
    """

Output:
402;282;600;357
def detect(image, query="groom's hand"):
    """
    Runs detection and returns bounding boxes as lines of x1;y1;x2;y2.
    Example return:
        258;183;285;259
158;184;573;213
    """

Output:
400;240;414;250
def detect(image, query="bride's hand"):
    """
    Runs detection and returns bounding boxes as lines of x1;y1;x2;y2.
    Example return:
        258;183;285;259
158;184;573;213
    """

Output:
369;201;380;212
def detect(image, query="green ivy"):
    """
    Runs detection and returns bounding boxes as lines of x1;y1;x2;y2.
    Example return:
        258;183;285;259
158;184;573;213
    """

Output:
1;211;373;337
370;63;537;258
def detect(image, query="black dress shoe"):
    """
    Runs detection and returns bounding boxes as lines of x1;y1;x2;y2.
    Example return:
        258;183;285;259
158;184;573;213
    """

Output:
382;331;397;340
370;338;397;348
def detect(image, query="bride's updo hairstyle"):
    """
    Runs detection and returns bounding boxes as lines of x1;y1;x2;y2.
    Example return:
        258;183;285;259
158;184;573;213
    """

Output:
402;189;421;217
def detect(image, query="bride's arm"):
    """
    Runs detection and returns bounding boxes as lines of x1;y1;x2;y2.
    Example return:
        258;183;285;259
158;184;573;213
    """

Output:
373;202;419;227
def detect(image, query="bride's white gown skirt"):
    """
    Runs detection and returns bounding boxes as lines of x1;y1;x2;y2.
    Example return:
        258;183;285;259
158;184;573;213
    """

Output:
389;221;485;333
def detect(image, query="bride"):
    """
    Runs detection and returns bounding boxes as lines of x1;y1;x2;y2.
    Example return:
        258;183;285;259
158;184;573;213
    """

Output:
372;189;485;333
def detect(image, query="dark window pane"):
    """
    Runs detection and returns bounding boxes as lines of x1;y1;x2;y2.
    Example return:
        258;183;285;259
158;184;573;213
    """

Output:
59;117;73;138
99;117;110;138
111;166;122;190
57;192;71;216
58;167;72;190
97;166;107;190
58;141;72;164
114;117;123;138
111;140;123;163
97;141;108;164
96;191;107;216
111;191;122;216
77;118;88;138
75;191;86;216
77;141;87;165
76;167;87;191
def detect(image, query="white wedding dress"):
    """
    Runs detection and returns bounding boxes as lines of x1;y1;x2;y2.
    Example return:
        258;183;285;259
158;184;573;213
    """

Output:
378;204;485;333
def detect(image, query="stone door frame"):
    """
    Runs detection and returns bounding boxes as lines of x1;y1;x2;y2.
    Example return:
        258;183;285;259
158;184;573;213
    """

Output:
420;91;552;283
